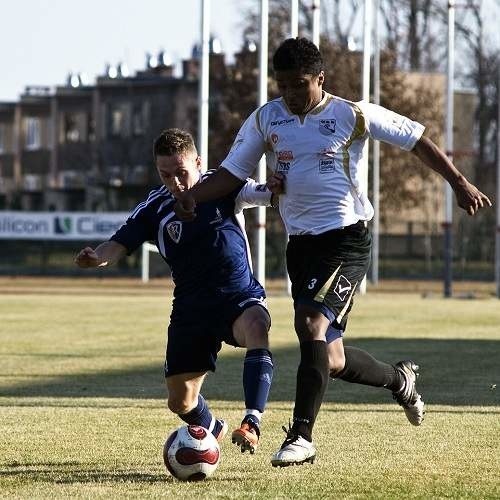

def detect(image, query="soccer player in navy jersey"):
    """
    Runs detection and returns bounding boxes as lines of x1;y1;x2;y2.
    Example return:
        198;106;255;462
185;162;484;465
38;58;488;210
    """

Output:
75;128;276;454
174;38;492;467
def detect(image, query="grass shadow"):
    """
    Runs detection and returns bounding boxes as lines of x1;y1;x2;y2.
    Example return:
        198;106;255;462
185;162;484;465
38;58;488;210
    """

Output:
0;464;167;484
2;339;499;406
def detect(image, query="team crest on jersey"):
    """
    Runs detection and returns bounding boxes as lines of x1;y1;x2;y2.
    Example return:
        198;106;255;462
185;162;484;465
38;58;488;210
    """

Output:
319;119;336;136
166;221;182;243
271;133;279;144
334;274;352;301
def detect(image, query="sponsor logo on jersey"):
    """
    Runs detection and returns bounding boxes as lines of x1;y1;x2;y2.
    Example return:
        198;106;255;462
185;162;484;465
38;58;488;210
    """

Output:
276;161;290;173
271;133;279;144
255;184;267;192
319;118;337;136
334;274;352;301
167;221;182;243
209;208;223;225
318;146;337;157
319;158;336;173
277;150;293;161
270;118;294;126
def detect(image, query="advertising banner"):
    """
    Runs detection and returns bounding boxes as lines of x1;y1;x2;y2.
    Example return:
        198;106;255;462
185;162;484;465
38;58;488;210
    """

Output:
0;211;129;241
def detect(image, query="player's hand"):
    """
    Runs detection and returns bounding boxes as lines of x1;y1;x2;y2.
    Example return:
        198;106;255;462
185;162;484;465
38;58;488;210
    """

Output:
266;173;286;195
453;177;492;216
74;247;100;268
174;192;197;221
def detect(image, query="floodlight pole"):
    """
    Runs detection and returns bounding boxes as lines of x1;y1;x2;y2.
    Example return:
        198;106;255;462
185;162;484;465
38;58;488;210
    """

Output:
444;0;455;298
291;0;299;38
255;0;269;285
371;0;380;285
286;0;300;295
198;0;210;171
496;65;500;298
360;0;372;295
312;0;320;47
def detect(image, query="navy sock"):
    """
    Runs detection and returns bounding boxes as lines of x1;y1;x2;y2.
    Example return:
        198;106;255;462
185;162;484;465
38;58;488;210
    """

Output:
178;394;222;437
243;348;273;413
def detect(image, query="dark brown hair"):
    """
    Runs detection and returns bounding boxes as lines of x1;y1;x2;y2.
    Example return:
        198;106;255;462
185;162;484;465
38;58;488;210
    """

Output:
153;128;197;160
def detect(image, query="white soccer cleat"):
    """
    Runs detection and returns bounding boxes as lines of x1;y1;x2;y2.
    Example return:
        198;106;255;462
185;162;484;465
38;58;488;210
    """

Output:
271;426;316;467
393;360;426;426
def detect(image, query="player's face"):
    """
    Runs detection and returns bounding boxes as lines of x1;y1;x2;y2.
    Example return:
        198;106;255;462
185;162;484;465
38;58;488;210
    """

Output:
155;151;202;198
275;69;324;115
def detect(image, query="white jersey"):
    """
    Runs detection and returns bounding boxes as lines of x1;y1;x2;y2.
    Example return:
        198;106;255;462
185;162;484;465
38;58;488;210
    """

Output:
221;92;425;235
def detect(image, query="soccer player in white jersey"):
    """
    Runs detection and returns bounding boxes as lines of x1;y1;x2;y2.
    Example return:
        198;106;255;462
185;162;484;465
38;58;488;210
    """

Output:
174;39;492;467
75;128;278;455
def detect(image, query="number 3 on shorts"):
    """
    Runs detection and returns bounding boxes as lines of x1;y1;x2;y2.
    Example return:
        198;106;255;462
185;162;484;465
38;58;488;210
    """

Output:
308;278;318;290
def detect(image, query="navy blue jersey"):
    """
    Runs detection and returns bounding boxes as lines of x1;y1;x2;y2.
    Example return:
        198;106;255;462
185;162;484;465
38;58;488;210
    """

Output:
111;172;271;308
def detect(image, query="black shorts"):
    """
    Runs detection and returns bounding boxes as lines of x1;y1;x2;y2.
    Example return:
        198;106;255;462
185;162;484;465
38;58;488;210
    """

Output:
286;220;371;332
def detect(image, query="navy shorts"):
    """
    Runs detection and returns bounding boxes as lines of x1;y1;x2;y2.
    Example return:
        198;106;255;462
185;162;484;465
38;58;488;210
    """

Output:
286;220;371;335
164;291;269;377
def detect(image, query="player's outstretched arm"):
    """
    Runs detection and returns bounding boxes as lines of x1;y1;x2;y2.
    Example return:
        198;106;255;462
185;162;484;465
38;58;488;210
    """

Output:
412;136;492;216
74;241;127;268
175;168;245;220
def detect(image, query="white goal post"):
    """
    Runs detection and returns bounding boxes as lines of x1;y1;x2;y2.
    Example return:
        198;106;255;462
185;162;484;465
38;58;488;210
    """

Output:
141;242;159;283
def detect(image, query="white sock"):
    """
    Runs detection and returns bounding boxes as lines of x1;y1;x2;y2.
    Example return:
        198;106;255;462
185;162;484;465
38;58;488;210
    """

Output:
244;409;262;422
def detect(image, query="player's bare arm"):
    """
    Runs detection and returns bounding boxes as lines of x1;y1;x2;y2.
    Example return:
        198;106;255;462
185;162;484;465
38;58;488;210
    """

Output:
412;136;492;216
175;168;244;220
74;241;127;268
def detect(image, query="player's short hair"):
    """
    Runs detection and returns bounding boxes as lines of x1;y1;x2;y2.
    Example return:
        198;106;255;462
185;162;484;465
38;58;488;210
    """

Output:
153;128;198;160
272;37;323;75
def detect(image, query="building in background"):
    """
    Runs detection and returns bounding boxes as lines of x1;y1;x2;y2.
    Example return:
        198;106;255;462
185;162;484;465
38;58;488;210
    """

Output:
0;39;229;212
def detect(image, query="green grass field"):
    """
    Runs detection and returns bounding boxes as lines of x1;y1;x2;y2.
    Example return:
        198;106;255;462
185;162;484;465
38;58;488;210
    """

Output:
1;278;499;499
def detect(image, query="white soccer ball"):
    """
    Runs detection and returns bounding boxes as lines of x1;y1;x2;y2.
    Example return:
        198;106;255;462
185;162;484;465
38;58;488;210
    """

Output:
163;425;221;481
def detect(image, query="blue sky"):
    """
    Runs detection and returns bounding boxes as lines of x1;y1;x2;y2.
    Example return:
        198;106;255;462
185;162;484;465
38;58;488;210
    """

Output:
2;1;498;102
0;0;245;101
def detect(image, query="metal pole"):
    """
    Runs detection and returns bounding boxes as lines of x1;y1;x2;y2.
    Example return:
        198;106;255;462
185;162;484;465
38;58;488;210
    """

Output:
371;0;380;285
198;0;210;171
496;65;500;298
286;2;299;294
290;0;299;38
141;243;149;283
256;0;268;286
444;0;455;298
312;0;320;47
360;0;372;295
